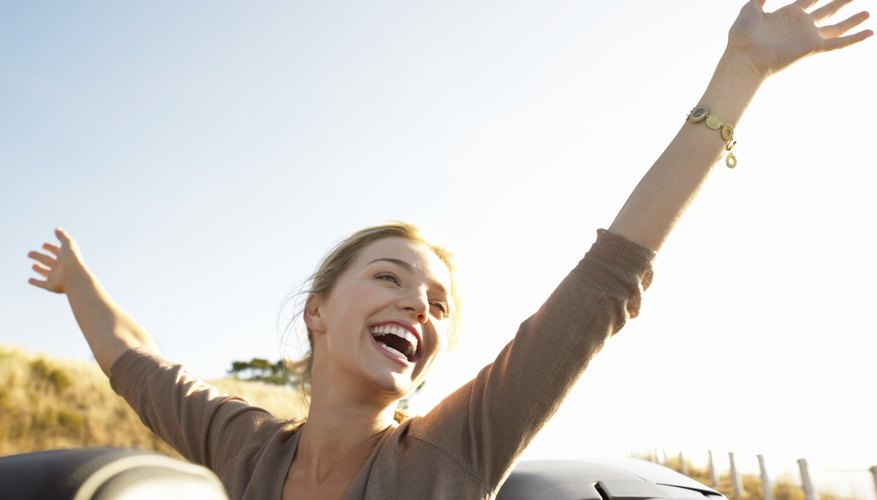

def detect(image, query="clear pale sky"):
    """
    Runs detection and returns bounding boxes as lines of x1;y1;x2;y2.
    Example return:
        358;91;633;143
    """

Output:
2;1;875;496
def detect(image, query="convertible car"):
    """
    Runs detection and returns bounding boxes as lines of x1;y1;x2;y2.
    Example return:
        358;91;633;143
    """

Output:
0;448;724;499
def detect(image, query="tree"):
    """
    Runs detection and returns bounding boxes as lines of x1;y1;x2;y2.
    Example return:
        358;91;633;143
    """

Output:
228;358;299;387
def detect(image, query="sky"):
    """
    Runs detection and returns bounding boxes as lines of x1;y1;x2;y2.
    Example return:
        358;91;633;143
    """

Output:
2;0;876;496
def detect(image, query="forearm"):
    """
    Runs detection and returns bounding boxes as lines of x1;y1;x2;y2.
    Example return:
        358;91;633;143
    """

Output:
609;49;765;251
65;266;158;376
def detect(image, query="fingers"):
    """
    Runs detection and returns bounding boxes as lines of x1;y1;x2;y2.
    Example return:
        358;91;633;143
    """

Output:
28;228;73;294
811;0;854;20
31;263;51;278
795;0;818;9
820;11;871;37
42;243;60;256
28;277;51;290
27;250;57;268
747;0;767;14
27;275;60;294
822;28;874;50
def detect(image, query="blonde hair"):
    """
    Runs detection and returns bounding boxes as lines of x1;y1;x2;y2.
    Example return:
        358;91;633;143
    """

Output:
287;221;460;422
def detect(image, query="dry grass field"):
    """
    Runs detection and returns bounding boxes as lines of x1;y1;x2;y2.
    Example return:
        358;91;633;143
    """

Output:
661;456;841;500
0;344;307;459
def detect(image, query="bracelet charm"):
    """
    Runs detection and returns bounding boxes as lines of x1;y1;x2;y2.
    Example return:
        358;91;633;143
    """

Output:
687;105;738;169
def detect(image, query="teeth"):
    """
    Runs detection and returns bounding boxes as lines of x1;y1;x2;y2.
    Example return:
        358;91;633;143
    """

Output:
377;341;407;361
369;324;419;351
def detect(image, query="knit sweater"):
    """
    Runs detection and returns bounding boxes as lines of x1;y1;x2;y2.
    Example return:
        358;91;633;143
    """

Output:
109;229;655;499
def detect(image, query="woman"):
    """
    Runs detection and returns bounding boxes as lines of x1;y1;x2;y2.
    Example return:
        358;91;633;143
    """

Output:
26;1;871;499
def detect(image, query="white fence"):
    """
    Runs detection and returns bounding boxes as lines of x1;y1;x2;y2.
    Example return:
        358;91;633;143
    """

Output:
644;450;877;500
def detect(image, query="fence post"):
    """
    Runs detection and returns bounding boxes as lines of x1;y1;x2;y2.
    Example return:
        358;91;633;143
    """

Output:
708;450;718;487
869;465;877;500
679;452;688;476
797;458;816;500
757;454;773;500
729;452;742;498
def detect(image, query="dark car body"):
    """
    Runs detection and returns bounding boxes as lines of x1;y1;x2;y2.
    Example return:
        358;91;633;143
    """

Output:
497;457;725;500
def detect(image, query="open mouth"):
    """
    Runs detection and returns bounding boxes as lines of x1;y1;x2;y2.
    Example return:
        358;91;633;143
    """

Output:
369;323;420;363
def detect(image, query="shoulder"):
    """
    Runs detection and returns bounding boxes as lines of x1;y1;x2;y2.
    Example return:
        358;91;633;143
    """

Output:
219;420;303;499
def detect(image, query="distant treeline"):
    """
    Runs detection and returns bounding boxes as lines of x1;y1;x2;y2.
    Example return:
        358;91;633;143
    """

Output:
228;357;299;387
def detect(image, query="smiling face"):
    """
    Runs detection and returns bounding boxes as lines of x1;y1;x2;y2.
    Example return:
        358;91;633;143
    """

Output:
305;237;454;403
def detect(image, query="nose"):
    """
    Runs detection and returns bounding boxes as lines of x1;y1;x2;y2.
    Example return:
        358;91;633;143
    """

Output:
399;287;429;323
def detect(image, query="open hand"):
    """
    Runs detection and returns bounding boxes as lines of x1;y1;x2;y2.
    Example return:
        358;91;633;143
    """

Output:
729;0;872;77
28;228;88;294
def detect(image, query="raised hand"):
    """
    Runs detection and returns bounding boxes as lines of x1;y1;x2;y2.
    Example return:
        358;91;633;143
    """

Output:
27;228;157;371
28;227;88;295
729;0;872;77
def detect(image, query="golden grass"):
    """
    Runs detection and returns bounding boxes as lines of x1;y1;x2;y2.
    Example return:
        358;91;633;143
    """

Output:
0;344;306;459
661;456;841;500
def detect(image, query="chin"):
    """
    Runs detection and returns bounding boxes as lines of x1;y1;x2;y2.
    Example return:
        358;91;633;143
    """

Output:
359;356;434;402
366;371;420;402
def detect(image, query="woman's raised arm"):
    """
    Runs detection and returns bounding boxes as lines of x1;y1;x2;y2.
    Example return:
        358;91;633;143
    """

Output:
609;0;871;251
27;227;158;375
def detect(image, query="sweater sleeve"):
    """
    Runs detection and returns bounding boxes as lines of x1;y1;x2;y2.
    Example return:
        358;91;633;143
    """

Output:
108;348;282;476
410;229;655;493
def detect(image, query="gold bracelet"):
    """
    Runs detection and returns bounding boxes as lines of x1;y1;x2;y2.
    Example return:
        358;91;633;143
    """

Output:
687;105;738;169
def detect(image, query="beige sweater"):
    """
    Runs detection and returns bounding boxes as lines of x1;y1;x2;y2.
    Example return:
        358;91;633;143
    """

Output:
110;230;655;499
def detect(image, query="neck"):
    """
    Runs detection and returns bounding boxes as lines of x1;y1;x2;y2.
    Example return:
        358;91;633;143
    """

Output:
294;382;398;481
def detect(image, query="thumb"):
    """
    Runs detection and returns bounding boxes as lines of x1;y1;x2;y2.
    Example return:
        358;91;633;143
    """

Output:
55;227;72;245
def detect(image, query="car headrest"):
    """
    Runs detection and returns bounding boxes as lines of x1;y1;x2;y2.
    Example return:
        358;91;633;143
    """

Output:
0;448;228;500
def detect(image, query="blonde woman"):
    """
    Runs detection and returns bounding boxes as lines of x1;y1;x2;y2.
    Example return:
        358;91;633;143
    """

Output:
27;1;871;499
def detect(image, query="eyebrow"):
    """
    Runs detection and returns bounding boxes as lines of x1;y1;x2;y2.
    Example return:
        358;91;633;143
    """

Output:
368;258;413;272
367;257;448;295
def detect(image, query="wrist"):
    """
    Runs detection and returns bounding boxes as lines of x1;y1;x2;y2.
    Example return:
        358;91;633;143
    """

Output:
697;48;766;125
64;261;99;295
721;46;770;81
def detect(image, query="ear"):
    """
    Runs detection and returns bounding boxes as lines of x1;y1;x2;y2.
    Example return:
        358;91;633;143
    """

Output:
303;294;326;334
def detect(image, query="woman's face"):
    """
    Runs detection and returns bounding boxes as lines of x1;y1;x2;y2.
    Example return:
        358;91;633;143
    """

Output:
306;237;454;402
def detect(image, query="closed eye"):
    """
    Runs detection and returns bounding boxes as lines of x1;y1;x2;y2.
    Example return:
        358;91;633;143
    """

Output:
375;272;400;285
430;300;450;319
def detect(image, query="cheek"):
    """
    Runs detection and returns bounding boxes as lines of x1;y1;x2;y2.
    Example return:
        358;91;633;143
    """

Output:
324;283;371;326
428;323;452;355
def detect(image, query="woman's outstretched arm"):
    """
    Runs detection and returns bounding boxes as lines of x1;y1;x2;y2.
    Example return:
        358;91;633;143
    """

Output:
27;227;158;375
609;0;871;251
